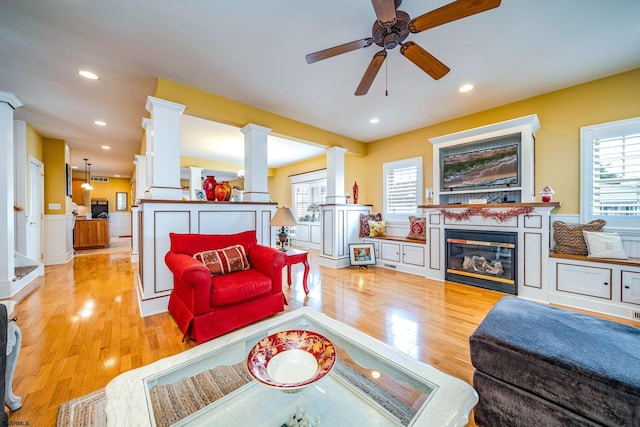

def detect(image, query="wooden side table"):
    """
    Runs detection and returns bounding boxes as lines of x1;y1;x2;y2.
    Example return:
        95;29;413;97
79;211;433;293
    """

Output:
282;248;310;294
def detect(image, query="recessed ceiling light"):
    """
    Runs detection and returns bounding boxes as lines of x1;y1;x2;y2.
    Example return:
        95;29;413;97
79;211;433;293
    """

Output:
459;84;474;93
101;145;111;150
71;165;78;169
114;175;120;178
78;70;99;80
94;120;107;126
370;118;380;124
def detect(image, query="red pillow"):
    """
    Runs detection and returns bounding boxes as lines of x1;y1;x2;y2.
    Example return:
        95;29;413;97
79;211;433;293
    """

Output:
407;216;426;241
193;244;250;276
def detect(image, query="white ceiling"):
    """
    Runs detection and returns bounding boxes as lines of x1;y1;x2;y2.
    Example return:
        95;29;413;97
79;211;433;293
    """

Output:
1;0;639;179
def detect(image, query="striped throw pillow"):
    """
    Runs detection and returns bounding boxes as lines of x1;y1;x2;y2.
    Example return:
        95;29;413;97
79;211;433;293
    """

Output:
552;220;606;255
194;245;250;276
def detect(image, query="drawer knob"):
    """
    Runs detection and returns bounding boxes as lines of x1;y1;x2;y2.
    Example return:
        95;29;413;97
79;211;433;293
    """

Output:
604;282;609;286
624;285;630;289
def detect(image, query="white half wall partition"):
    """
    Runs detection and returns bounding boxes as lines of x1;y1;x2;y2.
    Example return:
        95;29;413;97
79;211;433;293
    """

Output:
135;200;277;316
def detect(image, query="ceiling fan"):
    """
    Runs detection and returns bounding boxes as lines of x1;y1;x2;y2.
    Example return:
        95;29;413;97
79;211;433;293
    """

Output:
305;0;501;95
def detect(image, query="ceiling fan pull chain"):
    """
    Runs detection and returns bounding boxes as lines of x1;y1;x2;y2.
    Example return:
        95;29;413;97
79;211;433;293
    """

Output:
385;55;389;96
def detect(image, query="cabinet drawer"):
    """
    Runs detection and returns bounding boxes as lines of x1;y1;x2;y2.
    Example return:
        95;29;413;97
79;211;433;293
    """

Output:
556;263;612;299
403;245;425;267
621;271;640;305
380;242;400;262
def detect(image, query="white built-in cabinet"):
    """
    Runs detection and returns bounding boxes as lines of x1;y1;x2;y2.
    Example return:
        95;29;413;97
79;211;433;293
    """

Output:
362;238;426;276
622;271;640;305
549;254;640;320
294;221;321;250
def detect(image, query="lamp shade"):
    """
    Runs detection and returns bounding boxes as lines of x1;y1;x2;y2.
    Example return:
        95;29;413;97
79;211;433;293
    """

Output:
270;207;298;227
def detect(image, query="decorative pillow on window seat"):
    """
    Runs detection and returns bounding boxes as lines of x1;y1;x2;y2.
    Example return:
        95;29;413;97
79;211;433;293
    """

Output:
368;220;387;237
359;213;382;237
582;231;628;259
407;215;426;241
193;244;250;276
552;219;606;255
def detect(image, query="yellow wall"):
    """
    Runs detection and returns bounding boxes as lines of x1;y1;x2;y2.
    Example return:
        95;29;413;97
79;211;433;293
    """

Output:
42;138;69;215
145;69;640;214
26;123;43;162
84;177;132;212
154;78;367;158
24;124;44;214
269;153;371;208
357;68;640;214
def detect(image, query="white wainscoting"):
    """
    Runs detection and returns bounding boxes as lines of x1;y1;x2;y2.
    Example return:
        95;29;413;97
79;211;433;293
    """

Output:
109;212;132;237
379;219;410;240
43;214;73;265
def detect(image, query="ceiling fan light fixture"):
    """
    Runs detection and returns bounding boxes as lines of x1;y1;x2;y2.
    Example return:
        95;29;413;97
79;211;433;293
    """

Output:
459;83;474;93
305;0;501;95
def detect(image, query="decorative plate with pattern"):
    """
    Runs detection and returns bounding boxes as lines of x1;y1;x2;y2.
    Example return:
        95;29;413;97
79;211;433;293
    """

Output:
247;330;336;390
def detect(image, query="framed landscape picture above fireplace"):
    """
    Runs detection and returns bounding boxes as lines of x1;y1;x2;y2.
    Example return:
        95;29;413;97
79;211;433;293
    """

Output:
440;133;521;192
429;114;540;205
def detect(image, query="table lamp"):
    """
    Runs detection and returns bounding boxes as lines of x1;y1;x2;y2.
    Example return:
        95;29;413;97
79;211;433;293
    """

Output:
270;207;298;251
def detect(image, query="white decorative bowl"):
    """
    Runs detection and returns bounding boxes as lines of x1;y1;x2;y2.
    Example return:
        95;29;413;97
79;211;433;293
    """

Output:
246;330;336;391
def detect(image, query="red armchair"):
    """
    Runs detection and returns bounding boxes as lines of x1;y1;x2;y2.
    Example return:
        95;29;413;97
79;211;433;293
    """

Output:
165;230;286;344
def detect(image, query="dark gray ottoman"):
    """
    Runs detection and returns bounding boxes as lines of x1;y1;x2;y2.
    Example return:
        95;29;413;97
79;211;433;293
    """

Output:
469;297;640;427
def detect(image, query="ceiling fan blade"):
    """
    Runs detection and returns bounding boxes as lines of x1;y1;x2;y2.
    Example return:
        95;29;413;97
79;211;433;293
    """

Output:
409;0;501;33
355;50;387;96
400;41;450;80
371;0;397;25
305;38;374;64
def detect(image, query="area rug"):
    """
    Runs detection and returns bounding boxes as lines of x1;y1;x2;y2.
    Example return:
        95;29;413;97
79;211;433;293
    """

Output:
57;359;418;426
57;388;108;427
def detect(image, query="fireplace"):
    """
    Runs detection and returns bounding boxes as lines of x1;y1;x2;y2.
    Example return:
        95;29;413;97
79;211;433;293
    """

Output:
445;229;517;294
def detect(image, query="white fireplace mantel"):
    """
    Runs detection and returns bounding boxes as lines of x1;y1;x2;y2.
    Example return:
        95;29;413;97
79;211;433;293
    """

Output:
421;202;559;303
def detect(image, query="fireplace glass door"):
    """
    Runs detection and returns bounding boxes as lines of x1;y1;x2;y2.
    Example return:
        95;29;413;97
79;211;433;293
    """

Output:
445;229;517;294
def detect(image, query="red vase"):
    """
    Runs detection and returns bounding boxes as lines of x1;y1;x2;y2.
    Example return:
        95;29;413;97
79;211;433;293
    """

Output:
203;176;216;201
352;181;359;204
214;183;227;201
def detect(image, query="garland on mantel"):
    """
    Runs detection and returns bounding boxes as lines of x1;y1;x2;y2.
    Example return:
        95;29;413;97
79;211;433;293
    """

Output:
440;206;535;223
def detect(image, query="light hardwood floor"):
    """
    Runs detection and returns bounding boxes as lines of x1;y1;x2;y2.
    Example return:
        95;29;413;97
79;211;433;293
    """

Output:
7;244;639;426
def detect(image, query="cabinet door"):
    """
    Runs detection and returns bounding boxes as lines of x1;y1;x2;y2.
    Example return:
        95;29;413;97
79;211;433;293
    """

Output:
380;242;400;262
402;244;425;267
556;263;612;299
310;224;321;244
72;179;85;205
621;271;640;305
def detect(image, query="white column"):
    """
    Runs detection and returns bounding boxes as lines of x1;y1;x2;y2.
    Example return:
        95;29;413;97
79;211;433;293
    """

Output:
189;167;203;200
133;154;147;202
13;120;27;255
325;147;347;204
241;123;271;202
144;97;185;200
141;118;152;198
0;92;23;292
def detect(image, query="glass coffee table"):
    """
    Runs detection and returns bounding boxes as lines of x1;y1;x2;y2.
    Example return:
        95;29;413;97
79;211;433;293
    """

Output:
105;308;477;426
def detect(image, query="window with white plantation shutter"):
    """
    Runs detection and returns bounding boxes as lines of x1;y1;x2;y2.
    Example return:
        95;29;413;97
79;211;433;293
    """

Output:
383;157;423;220
581;117;640;230
290;170;327;222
